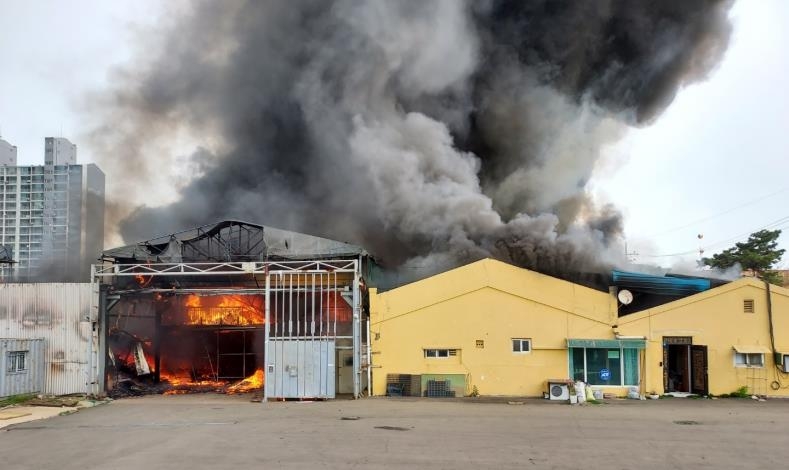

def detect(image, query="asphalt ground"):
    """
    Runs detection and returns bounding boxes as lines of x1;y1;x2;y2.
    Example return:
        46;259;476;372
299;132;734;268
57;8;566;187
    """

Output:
1;394;787;469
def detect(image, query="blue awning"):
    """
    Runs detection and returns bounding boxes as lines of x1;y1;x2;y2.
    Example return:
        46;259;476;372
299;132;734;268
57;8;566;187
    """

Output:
567;338;646;349
612;270;711;296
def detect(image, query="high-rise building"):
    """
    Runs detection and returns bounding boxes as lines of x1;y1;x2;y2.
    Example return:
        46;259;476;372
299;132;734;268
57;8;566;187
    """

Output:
44;137;76;166
0;138;17;166
0;137;105;281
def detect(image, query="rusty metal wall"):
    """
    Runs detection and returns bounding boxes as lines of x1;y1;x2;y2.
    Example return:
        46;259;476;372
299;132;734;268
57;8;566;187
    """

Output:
0;338;45;397
0;283;97;396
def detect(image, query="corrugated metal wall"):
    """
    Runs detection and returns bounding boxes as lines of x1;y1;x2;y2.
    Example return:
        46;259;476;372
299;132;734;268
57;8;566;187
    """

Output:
266;339;336;399
0;338;45;397
0;283;97;396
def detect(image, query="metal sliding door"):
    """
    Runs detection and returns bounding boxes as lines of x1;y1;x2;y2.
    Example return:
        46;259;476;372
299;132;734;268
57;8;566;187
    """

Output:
266;339;335;398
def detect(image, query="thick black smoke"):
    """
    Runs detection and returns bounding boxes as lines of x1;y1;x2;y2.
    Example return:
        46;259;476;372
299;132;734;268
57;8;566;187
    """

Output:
91;0;732;282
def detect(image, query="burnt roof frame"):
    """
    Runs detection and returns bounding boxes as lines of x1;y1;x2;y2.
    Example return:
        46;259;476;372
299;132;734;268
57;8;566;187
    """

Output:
101;220;366;264
92;259;360;279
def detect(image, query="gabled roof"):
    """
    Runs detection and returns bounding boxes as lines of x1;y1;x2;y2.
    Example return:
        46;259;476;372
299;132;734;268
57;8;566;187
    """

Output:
102;220;366;263
372;258;613;324
618;277;789;324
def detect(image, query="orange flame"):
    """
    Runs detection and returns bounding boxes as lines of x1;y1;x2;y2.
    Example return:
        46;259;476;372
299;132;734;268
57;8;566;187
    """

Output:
182;294;264;326
227;369;265;394
160;369;264;395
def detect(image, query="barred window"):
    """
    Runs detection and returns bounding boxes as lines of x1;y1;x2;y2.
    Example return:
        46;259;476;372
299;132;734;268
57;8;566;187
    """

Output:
7;351;28;373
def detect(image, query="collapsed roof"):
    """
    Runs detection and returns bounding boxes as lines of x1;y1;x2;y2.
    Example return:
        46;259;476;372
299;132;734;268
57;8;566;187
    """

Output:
101;220;366;264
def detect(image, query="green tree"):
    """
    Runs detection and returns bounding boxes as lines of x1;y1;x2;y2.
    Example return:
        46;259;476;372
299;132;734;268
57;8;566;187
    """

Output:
703;229;785;284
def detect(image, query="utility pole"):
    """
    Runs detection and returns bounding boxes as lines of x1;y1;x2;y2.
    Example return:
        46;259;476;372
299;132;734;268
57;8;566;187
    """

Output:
624;241;638;263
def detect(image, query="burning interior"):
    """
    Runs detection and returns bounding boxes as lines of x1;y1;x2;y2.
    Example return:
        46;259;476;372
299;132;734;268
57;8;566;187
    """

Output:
97;221;368;399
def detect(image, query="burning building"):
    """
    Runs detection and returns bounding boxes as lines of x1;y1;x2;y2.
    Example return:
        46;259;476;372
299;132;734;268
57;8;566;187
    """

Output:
95;220;369;400
84;2;738;399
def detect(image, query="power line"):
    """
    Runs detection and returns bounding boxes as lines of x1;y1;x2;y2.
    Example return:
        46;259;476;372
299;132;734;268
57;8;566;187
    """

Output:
640;214;789;259
652;186;789;237
639;249;698;258
701;216;789;252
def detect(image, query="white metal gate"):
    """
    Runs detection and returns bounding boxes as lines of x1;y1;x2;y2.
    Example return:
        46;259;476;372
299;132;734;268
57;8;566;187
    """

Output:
264;267;359;400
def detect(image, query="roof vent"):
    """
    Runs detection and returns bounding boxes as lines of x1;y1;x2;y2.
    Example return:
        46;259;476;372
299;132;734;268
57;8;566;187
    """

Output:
743;299;755;313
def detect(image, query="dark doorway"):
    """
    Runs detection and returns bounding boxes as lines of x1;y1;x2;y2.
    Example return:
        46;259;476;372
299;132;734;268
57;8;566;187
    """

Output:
663;336;693;393
663;337;708;394
665;344;691;392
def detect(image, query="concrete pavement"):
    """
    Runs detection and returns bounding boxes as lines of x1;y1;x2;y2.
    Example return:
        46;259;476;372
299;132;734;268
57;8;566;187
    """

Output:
1;395;787;469
0;405;77;430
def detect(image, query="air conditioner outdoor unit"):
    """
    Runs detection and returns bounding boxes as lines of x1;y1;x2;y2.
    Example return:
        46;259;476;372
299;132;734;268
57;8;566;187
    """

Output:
548;382;570;401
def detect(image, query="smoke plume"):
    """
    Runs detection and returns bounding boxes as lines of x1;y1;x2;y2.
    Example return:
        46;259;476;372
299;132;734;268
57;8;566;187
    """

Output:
90;0;733;282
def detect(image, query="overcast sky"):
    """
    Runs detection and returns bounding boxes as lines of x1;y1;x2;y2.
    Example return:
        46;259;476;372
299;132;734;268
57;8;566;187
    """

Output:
0;0;787;267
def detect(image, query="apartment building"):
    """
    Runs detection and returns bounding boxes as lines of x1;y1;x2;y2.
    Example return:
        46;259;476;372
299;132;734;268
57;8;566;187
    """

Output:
0;137;104;280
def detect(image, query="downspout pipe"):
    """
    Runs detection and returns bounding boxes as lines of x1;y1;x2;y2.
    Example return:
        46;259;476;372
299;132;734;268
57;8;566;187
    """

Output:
765;280;777;353
361;255;372;396
763;280;787;391
367;313;372;397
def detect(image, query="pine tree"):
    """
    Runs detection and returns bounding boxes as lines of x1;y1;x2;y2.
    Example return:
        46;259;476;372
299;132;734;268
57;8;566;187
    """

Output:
702;229;785;284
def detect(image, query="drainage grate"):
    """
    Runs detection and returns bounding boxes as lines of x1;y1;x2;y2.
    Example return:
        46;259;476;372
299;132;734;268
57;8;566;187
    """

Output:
673;420;701;425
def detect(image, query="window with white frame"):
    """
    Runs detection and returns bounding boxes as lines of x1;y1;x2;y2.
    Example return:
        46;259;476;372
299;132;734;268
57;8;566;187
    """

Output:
424;349;457;358
734;352;764;367
7;351;28;373
512;338;531;354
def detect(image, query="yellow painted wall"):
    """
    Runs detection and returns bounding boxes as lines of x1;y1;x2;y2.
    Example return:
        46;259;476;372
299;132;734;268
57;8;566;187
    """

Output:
370;259;615;397
616;279;789;397
371;260;789;398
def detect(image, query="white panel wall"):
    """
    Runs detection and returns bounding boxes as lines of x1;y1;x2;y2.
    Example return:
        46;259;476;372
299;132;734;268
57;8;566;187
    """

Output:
0;283;98;395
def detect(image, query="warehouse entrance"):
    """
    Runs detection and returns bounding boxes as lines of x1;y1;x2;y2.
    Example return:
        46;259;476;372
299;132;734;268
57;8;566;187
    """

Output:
96;259;364;400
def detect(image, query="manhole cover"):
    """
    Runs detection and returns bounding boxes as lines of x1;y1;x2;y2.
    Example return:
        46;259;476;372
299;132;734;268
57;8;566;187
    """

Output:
673;420;701;425
374;426;410;431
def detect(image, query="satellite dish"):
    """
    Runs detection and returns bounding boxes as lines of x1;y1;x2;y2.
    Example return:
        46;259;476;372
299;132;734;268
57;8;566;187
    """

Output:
618;289;634;305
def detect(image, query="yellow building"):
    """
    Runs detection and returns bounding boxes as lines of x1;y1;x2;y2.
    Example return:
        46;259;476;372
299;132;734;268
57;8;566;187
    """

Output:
616;277;789;397
370;259;623;397
369;259;789;398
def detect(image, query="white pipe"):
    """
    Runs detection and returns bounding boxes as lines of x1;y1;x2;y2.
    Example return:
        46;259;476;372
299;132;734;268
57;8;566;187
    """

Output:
615;334;646;340
367;316;372;397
